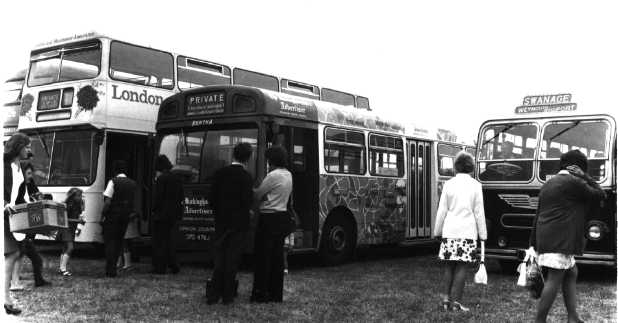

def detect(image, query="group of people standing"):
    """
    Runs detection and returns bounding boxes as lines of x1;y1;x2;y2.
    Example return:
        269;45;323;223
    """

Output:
2;132;186;316
207;143;294;305
3;130;607;320
434;150;604;322
101;155;185;278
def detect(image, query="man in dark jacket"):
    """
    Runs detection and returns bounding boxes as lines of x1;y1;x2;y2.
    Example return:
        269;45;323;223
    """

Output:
207;142;254;305
530;150;605;323
102;160;137;277
151;155;184;274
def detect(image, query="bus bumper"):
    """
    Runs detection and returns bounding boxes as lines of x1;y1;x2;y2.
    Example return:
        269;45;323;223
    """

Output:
486;248;616;266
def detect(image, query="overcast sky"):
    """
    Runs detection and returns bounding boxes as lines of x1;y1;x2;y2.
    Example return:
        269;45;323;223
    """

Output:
1;1;616;143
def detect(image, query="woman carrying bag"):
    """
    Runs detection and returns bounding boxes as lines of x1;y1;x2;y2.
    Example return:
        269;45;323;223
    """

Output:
433;151;487;312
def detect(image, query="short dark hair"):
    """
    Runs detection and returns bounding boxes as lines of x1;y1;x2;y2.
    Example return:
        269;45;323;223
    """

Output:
233;142;253;163
265;146;288;168
155;155;173;172
454;151;475;174
560;150;588;172
112;160;128;176
3;132;30;162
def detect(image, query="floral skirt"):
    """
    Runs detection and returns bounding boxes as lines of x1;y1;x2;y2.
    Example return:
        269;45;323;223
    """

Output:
538;253;576;270
438;238;478;263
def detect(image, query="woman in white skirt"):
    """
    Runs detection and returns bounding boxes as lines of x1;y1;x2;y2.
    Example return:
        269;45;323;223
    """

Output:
433;151;487;312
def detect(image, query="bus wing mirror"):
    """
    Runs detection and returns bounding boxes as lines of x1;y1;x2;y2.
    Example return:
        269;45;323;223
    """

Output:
94;131;105;145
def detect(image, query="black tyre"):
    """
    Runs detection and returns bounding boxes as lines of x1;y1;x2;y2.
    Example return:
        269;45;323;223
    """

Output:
319;215;355;266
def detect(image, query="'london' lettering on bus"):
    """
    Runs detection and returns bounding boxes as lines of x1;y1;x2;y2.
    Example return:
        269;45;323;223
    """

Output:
111;84;164;106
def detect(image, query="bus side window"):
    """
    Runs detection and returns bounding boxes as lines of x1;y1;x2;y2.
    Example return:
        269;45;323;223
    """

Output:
323;127;366;175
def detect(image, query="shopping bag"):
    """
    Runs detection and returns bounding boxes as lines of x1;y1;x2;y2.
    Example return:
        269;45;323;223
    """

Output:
517;247;535;287
474;240;487;284
516;261;528;286
526;257;544;299
474;263;487;284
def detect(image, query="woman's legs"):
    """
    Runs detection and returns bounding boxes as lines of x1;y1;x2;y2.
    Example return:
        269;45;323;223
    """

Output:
535;267;566;323
562;265;581;323
11;254;23;288
450;262;468;304
5;251;20;305
122;240;132;269
442;261;455;302
60;241;74;272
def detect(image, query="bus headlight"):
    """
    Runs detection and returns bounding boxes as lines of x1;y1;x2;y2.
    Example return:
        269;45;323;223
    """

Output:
497;235;507;247
586;221;608;241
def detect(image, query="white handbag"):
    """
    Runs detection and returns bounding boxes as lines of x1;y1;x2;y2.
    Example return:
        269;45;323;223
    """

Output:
474;240;487;285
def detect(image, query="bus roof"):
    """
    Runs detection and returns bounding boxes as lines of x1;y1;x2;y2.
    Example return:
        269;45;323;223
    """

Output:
477;113;616;128
32;32;107;51
157;85;447;139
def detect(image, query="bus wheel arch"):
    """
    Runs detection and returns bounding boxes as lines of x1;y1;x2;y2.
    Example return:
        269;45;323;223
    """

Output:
319;206;357;266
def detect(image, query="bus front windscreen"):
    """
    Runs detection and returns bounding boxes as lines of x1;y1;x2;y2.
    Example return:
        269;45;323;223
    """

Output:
539;120;610;181
478;123;538;182
158;128;258;183
28;41;101;87
30;130;99;186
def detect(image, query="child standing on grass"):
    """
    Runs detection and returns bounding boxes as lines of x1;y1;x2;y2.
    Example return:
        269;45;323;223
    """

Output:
57;188;85;276
117;212;139;271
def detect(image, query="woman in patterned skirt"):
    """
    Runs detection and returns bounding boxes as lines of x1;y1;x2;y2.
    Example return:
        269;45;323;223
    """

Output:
433;151;487;312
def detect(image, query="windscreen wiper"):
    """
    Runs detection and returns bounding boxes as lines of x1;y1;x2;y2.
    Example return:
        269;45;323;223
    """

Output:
482;124;514;147
37;133;51;158
548;121;581;141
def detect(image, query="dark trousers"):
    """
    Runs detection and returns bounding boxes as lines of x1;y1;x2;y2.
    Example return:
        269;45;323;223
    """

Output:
20;237;44;283
209;230;246;302
251;212;288;302
152;220;179;273
102;216;129;276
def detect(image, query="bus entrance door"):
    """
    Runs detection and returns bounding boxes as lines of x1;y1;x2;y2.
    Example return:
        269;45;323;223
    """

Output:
406;140;432;239
105;132;152;237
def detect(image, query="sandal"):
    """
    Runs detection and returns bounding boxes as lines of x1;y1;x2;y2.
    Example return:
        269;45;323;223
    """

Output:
10;284;25;292
439;299;451;311
450;301;470;312
59;270;72;276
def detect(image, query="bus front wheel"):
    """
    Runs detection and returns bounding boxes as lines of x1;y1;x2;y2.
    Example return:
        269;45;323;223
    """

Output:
319;215;355;266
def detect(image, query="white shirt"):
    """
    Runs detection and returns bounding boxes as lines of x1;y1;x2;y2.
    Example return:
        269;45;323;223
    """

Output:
103;173;127;198
433;173;487;240
254;168;292;212
10;161;24;207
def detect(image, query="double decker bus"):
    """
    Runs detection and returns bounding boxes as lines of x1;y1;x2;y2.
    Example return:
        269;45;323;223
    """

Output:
475;108;616;266
2;69;26;141
155;84;470;263
17;32;372;244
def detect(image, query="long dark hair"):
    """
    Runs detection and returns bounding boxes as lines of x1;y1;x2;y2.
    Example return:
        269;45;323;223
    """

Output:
4;132;30;162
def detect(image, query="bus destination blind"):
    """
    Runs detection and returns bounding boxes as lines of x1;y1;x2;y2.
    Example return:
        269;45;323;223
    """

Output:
185;92;225;116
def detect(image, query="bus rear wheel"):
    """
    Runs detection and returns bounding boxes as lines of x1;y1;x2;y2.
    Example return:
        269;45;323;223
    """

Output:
319;215;355;266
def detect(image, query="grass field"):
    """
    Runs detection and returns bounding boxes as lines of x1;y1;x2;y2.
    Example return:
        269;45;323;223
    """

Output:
7;245;616;322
